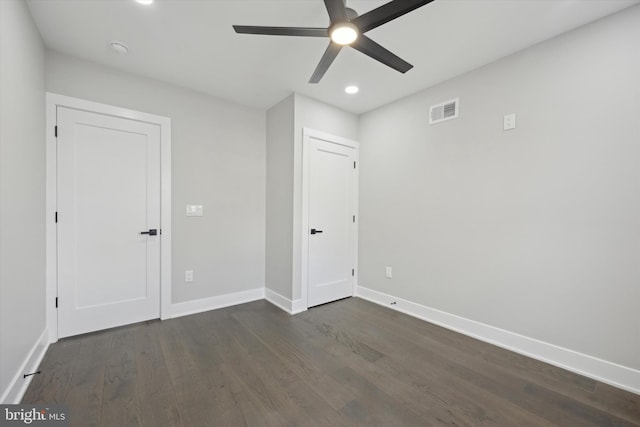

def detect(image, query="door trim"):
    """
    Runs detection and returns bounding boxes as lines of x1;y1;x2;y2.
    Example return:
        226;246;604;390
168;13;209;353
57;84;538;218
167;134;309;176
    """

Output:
301;128;359;310
46;93;172;343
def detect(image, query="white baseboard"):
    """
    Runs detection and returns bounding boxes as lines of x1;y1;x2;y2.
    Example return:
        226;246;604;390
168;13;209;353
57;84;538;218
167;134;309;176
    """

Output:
0;329;50;404
265;288;307;315
170;288;265;319
264;288;292;313
355;285;640;396
291;299;307;315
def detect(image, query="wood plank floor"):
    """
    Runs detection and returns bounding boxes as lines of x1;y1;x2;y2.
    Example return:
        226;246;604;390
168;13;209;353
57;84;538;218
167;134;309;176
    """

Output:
23;298;640;426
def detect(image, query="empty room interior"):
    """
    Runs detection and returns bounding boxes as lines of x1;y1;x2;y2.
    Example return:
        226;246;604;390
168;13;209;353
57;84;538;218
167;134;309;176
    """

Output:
1;0;640;425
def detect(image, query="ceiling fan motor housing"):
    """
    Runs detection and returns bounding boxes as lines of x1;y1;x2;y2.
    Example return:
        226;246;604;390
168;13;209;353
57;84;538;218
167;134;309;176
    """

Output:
345;7;358;21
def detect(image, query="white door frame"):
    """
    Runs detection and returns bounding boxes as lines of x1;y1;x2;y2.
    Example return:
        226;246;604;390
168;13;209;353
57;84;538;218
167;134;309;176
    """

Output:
46;93;172;343
301;128;359;309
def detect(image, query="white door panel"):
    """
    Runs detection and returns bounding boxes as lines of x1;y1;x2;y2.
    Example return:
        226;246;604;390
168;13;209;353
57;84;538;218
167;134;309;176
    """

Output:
57;107;160;337
307;136;357;308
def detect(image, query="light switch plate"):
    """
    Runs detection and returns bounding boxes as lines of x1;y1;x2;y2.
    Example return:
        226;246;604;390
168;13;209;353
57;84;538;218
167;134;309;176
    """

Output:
186;204;203;216
504;113;516;131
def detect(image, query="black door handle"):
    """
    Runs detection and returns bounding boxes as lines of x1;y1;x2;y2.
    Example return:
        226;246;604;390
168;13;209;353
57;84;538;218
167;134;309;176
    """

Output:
140;229;158;236
310;229;323;235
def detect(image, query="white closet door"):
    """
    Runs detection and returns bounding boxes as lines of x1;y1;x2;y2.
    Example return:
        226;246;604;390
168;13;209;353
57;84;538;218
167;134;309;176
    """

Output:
307;136;356;307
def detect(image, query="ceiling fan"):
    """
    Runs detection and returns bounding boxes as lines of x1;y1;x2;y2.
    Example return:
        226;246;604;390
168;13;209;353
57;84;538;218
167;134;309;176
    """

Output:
233;0;435;83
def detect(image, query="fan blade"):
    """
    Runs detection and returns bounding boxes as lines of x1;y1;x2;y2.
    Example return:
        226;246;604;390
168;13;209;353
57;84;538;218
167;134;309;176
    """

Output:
309;42;343;83
324;0;347;24
233;25;328;37
351;35;413;73
352;0;435;33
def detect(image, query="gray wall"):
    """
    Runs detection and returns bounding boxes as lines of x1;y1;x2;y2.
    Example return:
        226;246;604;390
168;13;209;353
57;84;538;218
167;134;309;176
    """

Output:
293;94;359;142
45;51;266;304
0;0;46;400
358;6;640;370
265;95;295;298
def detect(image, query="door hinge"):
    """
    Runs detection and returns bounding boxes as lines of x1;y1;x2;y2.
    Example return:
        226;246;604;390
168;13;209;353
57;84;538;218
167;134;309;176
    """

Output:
352;269;355;277
55;212;58;223
54;126;58;138
353;215;356;223
55;297;58;308
353;161;356;169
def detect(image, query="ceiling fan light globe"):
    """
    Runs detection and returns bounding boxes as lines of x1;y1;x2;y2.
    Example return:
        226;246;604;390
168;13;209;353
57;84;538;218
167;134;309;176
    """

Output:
330;23;359;45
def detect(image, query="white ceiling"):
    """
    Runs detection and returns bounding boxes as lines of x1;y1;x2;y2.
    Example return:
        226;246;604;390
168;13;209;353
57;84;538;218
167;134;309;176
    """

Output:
26;0;639;114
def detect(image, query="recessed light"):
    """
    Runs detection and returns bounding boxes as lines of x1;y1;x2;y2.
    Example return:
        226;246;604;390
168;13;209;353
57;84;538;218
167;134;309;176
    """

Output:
109;41;129;55
330;23;359;45
135;0;154;5
345;85;359;95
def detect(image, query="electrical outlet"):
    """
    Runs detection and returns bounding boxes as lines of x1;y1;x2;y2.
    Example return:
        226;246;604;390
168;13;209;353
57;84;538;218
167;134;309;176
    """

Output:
503;113;516;131
385;266;393;278
185;270;194;283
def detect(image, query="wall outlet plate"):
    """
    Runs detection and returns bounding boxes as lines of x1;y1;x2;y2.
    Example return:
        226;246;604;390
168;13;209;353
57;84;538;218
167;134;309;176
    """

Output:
504;113;516;131
185;270;194;282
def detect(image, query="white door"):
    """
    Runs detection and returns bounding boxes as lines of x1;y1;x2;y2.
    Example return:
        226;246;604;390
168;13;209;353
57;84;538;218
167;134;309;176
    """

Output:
57;106;161;338
305;132;358;307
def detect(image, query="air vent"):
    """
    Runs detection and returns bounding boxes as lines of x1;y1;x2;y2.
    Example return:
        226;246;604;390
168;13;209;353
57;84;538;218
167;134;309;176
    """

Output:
429;98;459;124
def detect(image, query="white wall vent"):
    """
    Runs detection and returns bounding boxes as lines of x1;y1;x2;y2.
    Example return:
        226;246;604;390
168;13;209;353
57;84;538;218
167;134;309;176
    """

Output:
429;98;459;124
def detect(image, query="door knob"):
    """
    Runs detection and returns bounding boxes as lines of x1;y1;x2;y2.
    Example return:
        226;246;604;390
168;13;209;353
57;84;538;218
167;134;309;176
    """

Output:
310;228;323;235
140;229;158;236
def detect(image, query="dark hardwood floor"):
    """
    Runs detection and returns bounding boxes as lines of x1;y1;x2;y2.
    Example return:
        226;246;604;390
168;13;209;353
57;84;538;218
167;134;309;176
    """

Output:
23;298;640;426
